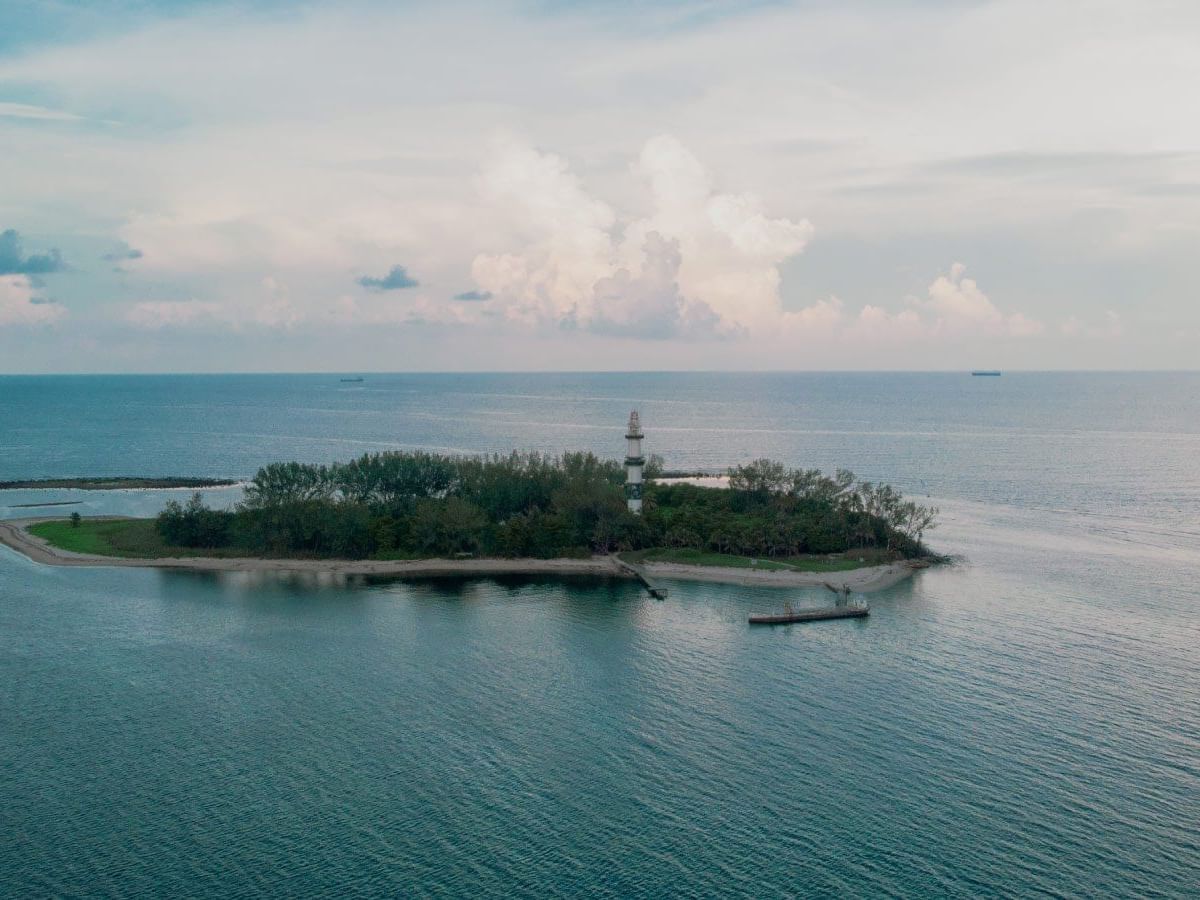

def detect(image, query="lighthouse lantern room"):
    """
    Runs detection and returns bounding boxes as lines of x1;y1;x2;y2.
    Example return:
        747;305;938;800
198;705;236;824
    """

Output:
625;410;645;514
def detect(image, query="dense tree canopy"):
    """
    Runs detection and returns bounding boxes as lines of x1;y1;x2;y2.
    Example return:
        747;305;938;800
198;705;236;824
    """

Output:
157;450;936;561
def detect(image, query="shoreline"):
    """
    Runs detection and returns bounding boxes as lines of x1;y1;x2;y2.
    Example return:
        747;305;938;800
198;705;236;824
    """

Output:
0;478;242;491
0;518;918;591
640;560;915;592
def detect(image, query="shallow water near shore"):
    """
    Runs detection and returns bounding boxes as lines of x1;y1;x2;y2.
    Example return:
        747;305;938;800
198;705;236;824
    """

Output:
1;372;1198;897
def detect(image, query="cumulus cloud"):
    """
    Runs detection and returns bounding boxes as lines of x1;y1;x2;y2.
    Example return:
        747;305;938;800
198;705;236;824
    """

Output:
0;229;66;276
913;263;1044;337
849;304;925;342
779;264;1042;343
0;275;65;326
468;135;811;339
358;265;419;291
457;135;1045;349
783;296;844;334
585;232;736;339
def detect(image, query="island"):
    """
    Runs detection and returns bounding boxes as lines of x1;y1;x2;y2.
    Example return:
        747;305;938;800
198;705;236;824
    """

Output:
0;448;937;592
0;477;239;490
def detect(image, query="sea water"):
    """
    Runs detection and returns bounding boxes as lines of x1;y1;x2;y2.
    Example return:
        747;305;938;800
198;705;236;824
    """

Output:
1;373;1197;897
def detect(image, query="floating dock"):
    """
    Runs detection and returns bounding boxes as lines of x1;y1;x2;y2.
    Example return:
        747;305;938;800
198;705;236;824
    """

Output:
748;606;869;625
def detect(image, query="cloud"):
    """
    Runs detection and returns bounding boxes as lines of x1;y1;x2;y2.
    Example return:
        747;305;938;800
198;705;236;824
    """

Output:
102;243;143;262
126;279;300;330
783;296;844;334
0;2;1192;367
358;265;419;291
848;304;925;342
1061;310;1123;339
0;275;65;326
628;135;813;332
126;300;222;329
0;229;66;275
779;264;1042;343
470;135;809;339
453;290;492;301
914;263;1044;337
254;276;303;329
329;294;469;327
0;102;82;122
585;232;735;339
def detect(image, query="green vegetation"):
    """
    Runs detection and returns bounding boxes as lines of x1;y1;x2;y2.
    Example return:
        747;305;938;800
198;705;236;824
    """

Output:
0;477;237;490
148;451;937;562
26;452;938;564
29;517;252;559
32;518;184;558
650;460;936;558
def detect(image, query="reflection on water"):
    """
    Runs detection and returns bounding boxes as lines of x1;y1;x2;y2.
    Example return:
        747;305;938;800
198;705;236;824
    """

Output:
160;566;384;594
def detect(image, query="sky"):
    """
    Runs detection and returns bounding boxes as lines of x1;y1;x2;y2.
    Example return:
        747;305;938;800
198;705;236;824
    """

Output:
1;0;1198;372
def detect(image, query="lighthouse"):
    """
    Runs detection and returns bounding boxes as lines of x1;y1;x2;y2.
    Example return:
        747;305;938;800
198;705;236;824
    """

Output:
625;410;645;514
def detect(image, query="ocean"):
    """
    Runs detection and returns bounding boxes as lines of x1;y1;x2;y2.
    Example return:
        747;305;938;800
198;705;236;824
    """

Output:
1;372;1197;897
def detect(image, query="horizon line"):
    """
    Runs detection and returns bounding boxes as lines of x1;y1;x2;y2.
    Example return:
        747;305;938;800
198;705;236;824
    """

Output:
1;368;1198;378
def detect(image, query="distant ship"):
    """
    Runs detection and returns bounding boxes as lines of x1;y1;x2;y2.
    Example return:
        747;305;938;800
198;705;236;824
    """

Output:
971;371;1002;376
340;377;365;383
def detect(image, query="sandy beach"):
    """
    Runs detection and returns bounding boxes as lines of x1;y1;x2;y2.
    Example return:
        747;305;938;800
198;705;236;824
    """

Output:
640;560;915;592
0;517;916;592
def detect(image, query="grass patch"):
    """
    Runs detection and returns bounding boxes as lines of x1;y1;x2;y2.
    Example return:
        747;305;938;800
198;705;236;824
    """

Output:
29;517;501;562
27;518;249;559
621;547;880;572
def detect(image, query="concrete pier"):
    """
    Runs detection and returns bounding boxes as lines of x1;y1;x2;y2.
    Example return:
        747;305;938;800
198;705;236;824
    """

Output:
614;558;669;599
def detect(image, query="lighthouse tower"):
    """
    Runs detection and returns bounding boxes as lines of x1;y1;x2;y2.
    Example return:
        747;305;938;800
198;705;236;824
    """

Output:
625;410;645;514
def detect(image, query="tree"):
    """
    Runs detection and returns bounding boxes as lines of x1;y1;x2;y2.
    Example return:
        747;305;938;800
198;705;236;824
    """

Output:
408;497;486;556
156;493;233;548
70;511;81;528
335;451;459;507
791;467;855;505
243;462;333;508
457;451;566;520
893;501;938;550
152;449;935;563
549;472;626;551
644;453;665;480
728;458;791;496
